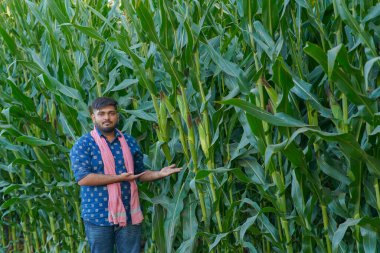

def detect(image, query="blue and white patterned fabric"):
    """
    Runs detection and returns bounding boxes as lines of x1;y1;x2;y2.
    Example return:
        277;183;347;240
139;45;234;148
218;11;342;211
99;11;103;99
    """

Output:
70;128;145;226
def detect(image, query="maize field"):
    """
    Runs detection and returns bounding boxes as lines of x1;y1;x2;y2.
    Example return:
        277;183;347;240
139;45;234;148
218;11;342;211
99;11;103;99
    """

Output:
0;0;380;252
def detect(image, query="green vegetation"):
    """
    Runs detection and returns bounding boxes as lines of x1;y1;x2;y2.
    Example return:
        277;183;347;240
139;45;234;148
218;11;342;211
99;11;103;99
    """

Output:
0;0;379;252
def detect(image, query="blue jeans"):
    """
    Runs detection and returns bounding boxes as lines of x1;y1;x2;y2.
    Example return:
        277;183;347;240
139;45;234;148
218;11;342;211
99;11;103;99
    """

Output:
84;221;141;253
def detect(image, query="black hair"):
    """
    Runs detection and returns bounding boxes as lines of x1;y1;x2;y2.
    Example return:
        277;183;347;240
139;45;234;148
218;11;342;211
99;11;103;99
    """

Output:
90;97;118;114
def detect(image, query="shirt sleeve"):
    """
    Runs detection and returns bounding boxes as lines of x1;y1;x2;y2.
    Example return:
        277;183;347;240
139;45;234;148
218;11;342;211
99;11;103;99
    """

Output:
126;135;146;174
133;148;145;174
70;137;93;182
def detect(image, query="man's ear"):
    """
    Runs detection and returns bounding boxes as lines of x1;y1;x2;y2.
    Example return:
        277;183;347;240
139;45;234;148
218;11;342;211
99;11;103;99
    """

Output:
91;114;95;123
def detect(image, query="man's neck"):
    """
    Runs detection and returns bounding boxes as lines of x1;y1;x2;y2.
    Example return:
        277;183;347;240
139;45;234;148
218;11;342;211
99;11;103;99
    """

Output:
103;132;115;142
98;128;116;142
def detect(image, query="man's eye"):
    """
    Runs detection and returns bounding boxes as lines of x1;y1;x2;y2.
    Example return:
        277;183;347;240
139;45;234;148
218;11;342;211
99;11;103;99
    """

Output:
109;112;116;116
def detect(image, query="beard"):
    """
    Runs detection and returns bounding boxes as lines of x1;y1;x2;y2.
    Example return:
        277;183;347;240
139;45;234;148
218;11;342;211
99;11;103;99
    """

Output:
94;121;118;133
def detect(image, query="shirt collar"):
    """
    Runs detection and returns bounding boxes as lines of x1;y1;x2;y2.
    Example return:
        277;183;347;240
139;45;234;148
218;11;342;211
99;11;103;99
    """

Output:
95;127;121;139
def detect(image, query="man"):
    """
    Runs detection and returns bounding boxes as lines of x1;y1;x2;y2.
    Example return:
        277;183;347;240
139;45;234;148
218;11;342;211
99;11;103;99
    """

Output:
70;97;181;253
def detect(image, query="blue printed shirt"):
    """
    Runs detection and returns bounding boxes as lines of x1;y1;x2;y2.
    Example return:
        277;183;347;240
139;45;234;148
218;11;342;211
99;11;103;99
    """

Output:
70;128;145;226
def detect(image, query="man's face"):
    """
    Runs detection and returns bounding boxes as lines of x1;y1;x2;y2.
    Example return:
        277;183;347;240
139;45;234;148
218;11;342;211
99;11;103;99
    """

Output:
91;105;119;133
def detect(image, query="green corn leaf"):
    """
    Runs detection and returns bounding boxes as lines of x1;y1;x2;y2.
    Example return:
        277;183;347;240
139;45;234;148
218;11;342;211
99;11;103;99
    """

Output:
135;2;160;44
58;102;83;137
262;0;279;36
135;2;183;89
166;183;187;250
16;136;55;146
18;60;45;74
243;94;267;154
317;155;351;185
152;204;167;253
0;26;17;55
304;42;376;123
207;43;249;94
334;0;377;57
11;158;35;165
47;0;70;24
291;170;305;217
57;84;82;101
288;127;380;177
0;137;23;152
265;140;307;169
195;168;229;180
111;79;139;91
364;57;380;89
116;34;157;95
361;227;377;253
332;218;361;253
220;98;307;127
362;3;380;22
177;194;198;253
120;109;157;122
111;49;134;69
1;198;19;209
6;79;36;112
209;232;230;252
72;24;106;42
1;184;22;194
327;44;342;80
240;158;267;187
292;77;331;118
240;213;259;243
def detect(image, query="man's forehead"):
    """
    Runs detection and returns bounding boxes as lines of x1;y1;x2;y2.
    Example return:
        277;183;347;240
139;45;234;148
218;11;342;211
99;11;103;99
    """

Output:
93;106;117;113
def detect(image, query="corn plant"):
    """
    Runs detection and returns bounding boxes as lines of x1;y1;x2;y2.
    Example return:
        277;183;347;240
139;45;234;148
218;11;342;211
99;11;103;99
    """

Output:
1;0;380;252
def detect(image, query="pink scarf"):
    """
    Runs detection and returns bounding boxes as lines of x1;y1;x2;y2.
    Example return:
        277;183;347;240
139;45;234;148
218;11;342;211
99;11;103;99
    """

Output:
90;127;143;226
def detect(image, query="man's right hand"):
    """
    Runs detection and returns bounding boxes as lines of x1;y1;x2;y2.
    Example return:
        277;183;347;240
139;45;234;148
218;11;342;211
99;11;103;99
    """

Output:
78;171;147;186
119;171;147;181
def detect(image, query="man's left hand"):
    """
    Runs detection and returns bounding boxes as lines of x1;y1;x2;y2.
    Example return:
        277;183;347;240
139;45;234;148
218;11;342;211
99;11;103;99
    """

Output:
139;164;183;182
159;164;182;178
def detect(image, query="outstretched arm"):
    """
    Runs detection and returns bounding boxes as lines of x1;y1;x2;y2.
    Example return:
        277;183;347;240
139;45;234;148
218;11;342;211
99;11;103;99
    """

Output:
139;164;182;182
78;171;147;186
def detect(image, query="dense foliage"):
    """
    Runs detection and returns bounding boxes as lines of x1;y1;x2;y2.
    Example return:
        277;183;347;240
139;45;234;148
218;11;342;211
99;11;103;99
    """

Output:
0;0;379;252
